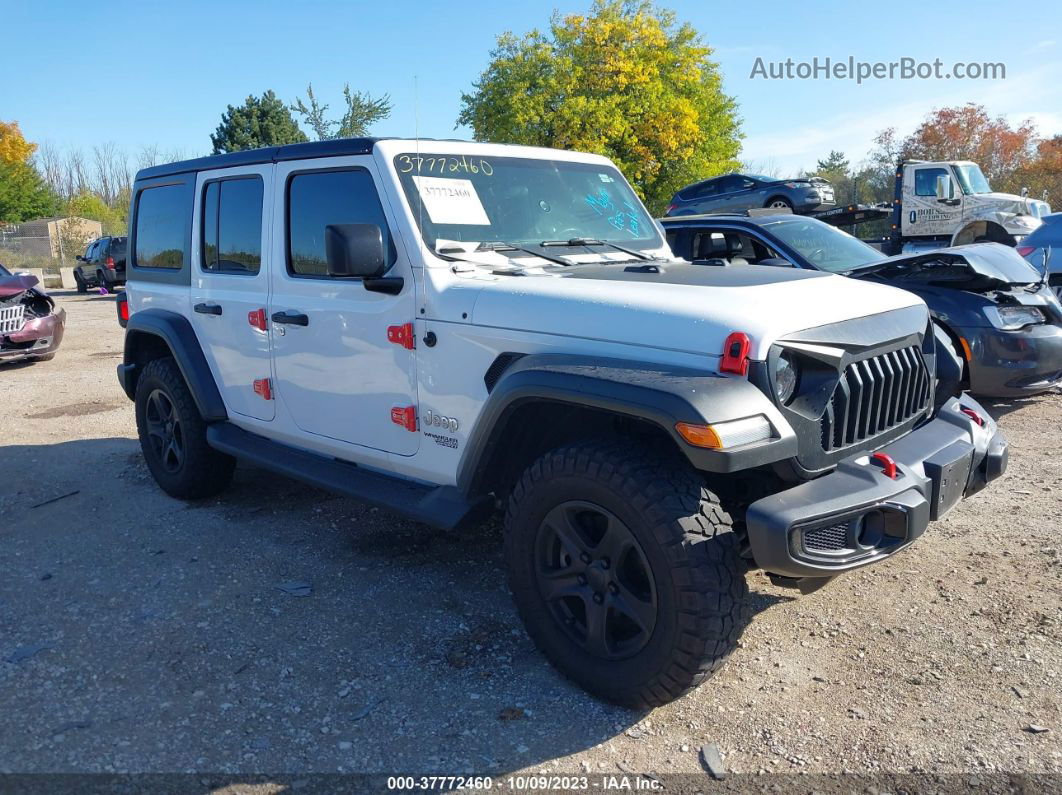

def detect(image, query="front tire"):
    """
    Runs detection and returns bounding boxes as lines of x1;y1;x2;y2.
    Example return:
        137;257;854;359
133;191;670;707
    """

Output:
504;441;750;708
74;272;87;293
134;357;235;500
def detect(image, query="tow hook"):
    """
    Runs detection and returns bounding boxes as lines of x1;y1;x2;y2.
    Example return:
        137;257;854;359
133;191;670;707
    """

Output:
870;452;899;479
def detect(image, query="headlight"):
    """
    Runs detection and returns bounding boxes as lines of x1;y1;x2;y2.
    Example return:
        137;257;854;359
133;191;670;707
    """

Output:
774;353;798;403
983;305;1046;330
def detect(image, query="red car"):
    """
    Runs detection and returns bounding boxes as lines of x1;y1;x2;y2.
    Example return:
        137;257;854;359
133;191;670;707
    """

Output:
0;264;65;364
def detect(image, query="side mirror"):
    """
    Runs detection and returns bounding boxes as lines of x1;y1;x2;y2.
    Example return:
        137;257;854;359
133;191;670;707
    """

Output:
325;223;386;278
935;174;956;201
75;255;85;262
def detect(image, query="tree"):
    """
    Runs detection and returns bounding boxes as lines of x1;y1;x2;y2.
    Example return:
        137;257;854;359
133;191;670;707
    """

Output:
291;83;392;140
210;90;308;154
0;120;36;166
458;0;742;213
813;150;849;181
0;160;60;223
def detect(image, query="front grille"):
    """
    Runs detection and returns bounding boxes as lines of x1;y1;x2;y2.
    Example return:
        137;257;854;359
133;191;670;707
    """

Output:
821;346;930;452
0;305;26;335
803;522;849;552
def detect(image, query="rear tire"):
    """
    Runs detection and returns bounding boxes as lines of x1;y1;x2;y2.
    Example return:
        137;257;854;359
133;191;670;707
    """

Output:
134;357;235;500
765;196;793;210
504;441;750;708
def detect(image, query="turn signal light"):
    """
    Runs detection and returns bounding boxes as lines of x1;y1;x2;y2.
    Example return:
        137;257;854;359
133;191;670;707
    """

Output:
675;422;722;449
676;415;772;450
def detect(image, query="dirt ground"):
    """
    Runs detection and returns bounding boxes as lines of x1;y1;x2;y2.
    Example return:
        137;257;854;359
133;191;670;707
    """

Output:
1;292;1060;787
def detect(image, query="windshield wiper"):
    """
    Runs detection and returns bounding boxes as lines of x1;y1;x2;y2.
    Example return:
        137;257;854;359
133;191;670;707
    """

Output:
540;238;656;262
477;241;575;268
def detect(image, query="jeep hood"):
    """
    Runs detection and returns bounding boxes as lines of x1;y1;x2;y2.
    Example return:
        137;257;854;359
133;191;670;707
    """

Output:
855;242;1042;289
470;262;927;360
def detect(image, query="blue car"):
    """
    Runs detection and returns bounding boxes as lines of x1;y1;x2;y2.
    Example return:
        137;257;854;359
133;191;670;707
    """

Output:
666;173;835;217
661;212;1062;398
1018;212;1062;302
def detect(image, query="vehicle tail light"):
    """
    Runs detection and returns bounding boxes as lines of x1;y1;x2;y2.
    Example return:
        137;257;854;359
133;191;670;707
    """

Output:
1015;246;1036;257
120;300;129;322
719;331;751;376
665;203;678;215
106;256;115;267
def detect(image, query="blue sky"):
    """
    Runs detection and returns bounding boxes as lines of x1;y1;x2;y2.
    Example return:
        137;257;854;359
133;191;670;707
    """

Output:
6;0;1061;175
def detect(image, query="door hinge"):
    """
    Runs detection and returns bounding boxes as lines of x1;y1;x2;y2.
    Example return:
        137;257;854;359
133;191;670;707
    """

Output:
387;322;415;350
248;308;268;331
253;378;273;400
391;405;418;432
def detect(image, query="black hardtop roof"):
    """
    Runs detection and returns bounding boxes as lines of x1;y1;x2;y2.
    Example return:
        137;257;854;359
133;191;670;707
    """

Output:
135;137;383;180
132;136;541;181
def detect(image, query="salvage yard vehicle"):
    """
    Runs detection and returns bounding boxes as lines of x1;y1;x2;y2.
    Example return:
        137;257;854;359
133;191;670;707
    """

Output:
666;172;834;216
116;138;1008;707
74;236;127;293
1018;212;1062;301
0;263;65;364
661;213;1062;397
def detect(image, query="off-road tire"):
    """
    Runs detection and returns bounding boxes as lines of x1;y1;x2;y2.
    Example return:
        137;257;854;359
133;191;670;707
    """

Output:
134;357;235;500
74;272;87;293
504;441;750;708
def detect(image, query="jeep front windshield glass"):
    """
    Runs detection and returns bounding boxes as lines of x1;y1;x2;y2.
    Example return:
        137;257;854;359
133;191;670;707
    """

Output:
392;153;663;257
954;164;992;195
759;217;885;273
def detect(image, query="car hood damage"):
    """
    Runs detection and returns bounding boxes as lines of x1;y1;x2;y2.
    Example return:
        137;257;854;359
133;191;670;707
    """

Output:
855;243;1044;291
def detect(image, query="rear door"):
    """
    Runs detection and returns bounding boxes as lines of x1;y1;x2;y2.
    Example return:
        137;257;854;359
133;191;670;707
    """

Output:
713;176;752;211
268;157;419;455
190;165;275;422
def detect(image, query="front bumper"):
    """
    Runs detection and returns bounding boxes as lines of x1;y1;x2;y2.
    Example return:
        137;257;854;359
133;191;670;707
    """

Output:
0;309;65;361
965;322;1062;397
745;397;1007;579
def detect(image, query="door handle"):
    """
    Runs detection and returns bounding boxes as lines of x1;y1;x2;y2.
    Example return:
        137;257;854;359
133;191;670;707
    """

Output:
271;310;309;326
194;303;222;316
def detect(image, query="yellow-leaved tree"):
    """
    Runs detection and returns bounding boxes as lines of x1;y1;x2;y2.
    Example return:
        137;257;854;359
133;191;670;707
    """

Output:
458;0;742;214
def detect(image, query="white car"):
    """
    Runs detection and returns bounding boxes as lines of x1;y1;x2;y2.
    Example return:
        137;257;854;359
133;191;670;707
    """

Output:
116;138;1008;707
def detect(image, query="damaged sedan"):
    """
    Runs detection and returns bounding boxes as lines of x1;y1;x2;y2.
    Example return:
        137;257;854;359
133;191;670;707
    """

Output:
661;213;1062;397
0;264;65;364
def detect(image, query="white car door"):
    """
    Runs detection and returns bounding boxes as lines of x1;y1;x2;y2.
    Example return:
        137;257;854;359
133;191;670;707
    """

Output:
189;165;275;422
268;157;420;456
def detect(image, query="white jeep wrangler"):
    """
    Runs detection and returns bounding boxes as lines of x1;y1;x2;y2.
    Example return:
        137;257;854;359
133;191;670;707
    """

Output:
116;138;1008;707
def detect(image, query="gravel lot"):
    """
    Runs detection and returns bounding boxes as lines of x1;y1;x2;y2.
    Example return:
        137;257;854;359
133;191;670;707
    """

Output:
1;292;1060;786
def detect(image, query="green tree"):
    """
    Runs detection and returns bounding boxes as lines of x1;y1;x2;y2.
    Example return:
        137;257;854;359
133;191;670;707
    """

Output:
458;0;742;213
291;83;392;140
210;90;308;154
0;160;60;223
813;150;849;182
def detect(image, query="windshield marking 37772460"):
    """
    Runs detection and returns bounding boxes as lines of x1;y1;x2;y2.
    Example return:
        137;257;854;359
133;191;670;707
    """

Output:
393;153;663;257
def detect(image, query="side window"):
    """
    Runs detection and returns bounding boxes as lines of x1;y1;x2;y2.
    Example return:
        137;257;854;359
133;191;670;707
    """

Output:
914;168;948;197
201;177;264;274
134;185;187;269
287;169;395;277
692;181;718;199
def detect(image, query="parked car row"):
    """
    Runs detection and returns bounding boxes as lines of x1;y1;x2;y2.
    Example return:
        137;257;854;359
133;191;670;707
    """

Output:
661;211;1062;398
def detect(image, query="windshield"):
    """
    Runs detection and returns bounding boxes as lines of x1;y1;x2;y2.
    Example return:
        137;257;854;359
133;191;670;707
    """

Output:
393;153;662;255
759;217;885;272
954;164;992;195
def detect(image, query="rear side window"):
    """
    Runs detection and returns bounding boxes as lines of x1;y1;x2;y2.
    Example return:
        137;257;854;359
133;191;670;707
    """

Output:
287;169;395;277
134;185;187;269
914;168;948;197
202;177;264;274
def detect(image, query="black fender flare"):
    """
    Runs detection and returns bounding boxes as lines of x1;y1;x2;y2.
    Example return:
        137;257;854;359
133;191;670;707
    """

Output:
117;308;227;422
456;353;798;495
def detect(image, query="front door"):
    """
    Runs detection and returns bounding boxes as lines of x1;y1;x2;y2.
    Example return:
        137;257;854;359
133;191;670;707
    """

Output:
268;158;420;456
189;165;275;422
